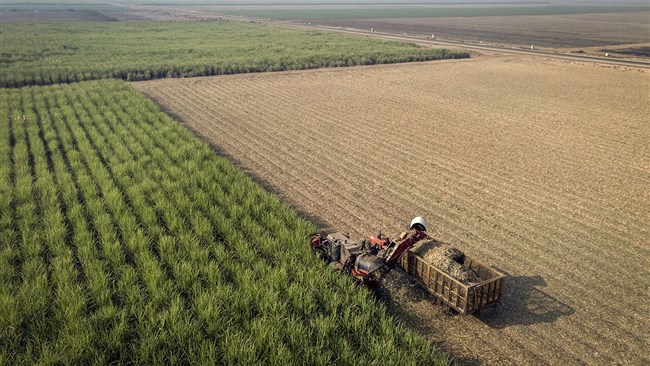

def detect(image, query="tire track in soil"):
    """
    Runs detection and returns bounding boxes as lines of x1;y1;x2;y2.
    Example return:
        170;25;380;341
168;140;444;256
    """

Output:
134;56;650;366
253;79;644;258
225;65;644;252
306;66;644;237
192;73;632;252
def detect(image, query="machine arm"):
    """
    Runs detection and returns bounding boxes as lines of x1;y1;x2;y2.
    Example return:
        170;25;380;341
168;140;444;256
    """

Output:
384;229;428;268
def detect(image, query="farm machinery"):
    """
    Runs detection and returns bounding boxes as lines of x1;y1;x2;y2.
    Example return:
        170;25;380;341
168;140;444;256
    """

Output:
310;217;429;283
310;217;505;315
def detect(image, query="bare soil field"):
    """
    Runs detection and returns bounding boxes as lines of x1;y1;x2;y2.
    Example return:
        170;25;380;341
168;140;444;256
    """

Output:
314;12;650;48
135;56;650;365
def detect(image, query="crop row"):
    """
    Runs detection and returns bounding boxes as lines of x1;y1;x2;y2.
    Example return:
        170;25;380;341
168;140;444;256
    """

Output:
0;21;468;88
0;80;449;365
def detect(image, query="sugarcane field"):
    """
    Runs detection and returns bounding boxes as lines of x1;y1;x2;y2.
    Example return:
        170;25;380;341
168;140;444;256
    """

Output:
1;1;649;365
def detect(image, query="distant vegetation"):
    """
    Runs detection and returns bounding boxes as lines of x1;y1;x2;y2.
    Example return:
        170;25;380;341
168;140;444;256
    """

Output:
0;79;450;365
0;21;469;87
218;5;650;20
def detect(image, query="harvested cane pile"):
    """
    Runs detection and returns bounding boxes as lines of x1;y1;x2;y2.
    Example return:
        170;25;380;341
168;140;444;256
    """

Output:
412;239;480;285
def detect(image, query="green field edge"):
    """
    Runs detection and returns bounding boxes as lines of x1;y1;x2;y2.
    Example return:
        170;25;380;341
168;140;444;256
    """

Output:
0;21;470;89
0;50;469;88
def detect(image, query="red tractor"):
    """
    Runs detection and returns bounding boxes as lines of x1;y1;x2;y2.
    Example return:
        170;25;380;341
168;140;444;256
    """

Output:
310;217;428;282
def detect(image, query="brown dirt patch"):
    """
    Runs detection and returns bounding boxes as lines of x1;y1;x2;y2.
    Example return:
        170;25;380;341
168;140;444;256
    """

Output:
134;56;650;365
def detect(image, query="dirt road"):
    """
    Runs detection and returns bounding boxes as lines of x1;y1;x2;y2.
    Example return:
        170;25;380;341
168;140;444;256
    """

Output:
135;55;649;365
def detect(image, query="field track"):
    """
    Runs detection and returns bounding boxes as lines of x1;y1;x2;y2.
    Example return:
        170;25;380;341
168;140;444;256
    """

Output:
135;55;650;365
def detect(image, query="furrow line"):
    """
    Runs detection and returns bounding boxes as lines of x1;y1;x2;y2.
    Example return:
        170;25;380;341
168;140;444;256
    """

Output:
185;81;644;280
244;78;646;247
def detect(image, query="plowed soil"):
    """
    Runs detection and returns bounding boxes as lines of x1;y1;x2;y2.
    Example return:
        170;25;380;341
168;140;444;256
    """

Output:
134;55;650;365
314;12;650;48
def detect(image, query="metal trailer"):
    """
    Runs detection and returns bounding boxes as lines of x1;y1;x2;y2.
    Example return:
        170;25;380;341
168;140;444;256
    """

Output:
399;251;505;315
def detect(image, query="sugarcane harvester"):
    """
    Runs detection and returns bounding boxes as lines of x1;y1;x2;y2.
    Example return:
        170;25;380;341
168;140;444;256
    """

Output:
310;217;429;282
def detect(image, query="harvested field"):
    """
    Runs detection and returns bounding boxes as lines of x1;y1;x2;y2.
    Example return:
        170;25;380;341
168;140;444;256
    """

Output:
135;55;650;365
314;12;650;48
